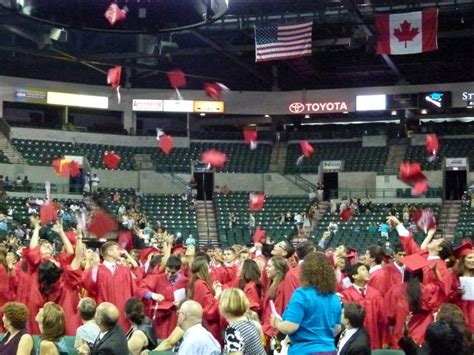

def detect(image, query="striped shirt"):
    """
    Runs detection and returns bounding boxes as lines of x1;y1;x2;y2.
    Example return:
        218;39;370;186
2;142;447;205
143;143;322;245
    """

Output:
224;320;265;355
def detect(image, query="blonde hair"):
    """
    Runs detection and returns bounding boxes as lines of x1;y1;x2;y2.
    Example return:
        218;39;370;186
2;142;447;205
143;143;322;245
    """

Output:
219;288;249;318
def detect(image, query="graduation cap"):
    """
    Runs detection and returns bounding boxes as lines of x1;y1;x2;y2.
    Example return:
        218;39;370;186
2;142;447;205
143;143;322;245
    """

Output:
167;69;187;89
204;82;229;100
156;128;165;141
399;162;429;197
139;247;161;264
51;157;71;177
425;134;439;161
339;208;353;222
300;140;315;158
104;3;127;25
201;149;227;169
103;151;121;170
40;203;57;225
156;300;174;310
411;208;436;233
400;254;430;272
107;66;122;103
87;211;117;238
249;192;265;212
346;248;359;265
159;135;174;155
68;161;81;178
412;179;429;197
243;129;258;150
252;227;266;244
454;241;474;259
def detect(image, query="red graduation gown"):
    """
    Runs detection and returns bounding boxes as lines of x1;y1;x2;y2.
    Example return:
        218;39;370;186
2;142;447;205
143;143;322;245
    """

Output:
136;272;189;339
284;264;301;299
191;279;222;344
261;282;288;338
368;267;387;294
384;279;445;348
243;280;262;313
342;285;384;349
0;264;11;332
82;263;136;331
58;266;83;335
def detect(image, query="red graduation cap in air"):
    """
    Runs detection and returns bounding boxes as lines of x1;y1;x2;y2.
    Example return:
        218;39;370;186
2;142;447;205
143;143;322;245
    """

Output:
411;208;436;233
103;151;121;170
40;203;58;225
107;66;122;89
167;69;187;89
201;149;227;169
159;135;174;155
88;210;117;238
52;157;74;177
204;82;229;100
104;3;127;25
243;129;258;150
252;226;266;245
399;162;429;197
249;192;265;211
300;140;315;158
68;160;81;178
425;134;439;161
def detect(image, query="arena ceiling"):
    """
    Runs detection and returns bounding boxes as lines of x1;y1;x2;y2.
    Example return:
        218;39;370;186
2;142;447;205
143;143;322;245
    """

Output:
0;0;473;92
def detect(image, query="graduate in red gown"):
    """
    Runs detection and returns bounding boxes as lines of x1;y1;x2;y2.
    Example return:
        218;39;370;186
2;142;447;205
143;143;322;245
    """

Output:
450;241;474;332
261;256;290;347
0;247;11;333
364;245;387;294
136;255;189;339
187;256;223;344
82;241;136;331
283;241;315;298
384;254;446;348
382;244;406;290
235;259;263;314
341;263;384;349
11;218;75;334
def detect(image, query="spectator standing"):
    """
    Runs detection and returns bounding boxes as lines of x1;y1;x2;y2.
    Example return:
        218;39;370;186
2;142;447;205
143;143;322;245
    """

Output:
75;298;101;350
335;302;371;355
91;174;100;194
0;302;34;355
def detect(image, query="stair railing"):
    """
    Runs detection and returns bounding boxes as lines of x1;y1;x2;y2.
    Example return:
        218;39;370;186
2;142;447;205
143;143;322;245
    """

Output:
202;190;211;245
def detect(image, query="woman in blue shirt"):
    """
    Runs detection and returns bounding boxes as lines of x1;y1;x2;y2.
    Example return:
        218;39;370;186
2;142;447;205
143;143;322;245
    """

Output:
271;252;342;355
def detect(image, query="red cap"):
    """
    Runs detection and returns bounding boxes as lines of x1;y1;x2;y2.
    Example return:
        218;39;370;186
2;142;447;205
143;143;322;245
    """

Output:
412;179;429;196
252;227;266;244
201;149;227;169
339;208;353;221
243;129;257;144
159;135;174;155
172;245;186;255
399;162;426;183
454;241;474;259
300;141;315;158
51;157;70;177
104;3;127;26
103;151;121;170
107;66;122;89
425;134;439;154
156;300;175;310
40;203;57;225
411;209;436;232
346;248;358;265
139;247;162;264
87;211;117;238
68;161;81;178
249;192;265;212
204;82;229;100
400;254;430;272
167;69;187;89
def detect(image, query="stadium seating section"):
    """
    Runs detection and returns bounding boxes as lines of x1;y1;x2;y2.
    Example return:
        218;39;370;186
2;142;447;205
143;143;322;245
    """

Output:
10;139;272;173
99;188;198;238
404;138;474;170
285;142;389;174
314;203;442;252
455;204;474;244
214;192;311;246
0;149;9;163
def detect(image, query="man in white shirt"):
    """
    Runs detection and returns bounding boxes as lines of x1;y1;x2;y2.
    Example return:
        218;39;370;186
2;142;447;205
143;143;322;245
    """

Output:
336;302;370;355
176;300;221;355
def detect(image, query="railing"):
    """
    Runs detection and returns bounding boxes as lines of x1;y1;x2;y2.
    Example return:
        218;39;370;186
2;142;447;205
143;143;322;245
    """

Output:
0;118;11;139
202;190;211;245
327;187;443;200
1;182;81;195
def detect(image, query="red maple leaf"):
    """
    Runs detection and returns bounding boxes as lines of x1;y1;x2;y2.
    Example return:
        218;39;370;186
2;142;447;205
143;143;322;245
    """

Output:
393;20;419;48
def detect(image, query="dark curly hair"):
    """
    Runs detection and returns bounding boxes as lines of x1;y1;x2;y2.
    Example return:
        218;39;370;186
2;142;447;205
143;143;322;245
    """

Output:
38;260;62;296
300;252;337;294
125;298;146;325
3;302;29;330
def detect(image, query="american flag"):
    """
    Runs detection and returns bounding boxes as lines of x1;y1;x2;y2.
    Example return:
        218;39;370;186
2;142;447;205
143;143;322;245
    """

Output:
255;22;313;62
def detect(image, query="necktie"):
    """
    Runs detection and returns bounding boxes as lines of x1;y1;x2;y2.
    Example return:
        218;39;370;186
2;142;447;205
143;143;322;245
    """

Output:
360;287;366;297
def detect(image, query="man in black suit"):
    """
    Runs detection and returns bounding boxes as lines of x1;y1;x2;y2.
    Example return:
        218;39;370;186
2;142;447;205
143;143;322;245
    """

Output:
78;302;129;355
335;302;371;355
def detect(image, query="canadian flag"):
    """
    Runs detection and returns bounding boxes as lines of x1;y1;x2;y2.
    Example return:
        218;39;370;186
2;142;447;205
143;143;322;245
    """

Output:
375;9;438;55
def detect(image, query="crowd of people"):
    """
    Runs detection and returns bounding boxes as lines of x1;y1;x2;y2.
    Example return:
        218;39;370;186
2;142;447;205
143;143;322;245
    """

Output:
0;192;473;355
